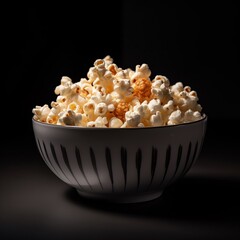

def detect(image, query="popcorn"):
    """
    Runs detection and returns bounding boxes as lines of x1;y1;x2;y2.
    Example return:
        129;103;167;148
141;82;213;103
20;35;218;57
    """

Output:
83;100;96;122
32;104;51;122
33;56;204;127
132;101;151;126
173;86;202;112
132;78;152;102
124;111;141;128
114;101;130;122
130;64;151;81
90;59;114;93
168;110;183;125
87;116;108;128
112;79;133;99
94;102;108;116
54;76;72;96
151;76;172;104
148;99;162;114
67;102;81;113
58;110;82;126
115;68;134;80
183;109;202;123
46;101;62;124
150;111;163;126
109;117;123;128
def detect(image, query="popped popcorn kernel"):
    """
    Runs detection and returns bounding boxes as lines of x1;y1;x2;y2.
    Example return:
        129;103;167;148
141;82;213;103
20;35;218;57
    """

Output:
124;111;141;128
150;111;163;126
132;78;152;102
114;101;130;122
94;102;108;116
33;55;204;127
109;117;123;128
58;110;82;126
87;116;108;128
131;64;151;81
108;64;118;75
168;110;183;125
32;104;51;122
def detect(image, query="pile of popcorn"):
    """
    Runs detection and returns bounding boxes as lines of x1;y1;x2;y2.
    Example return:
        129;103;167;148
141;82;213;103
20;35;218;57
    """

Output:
32;56;203;128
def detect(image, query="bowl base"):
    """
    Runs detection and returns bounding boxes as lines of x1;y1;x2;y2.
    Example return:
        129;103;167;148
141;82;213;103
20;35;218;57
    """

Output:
76;189;163;203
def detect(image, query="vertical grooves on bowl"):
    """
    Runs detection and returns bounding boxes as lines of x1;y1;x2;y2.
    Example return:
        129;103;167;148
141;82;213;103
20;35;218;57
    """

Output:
50;142;73;184
42;141;59;176
161;145;171;185
182;141;192;176
168;144;182;184
36;138;44;157
89;147;103;190
174;145;182;177
39;140;70;183
199;137;204;153
36;139;55;173
199;129;205;155
135;149;142;191
121;147;127;192
75;147;92;190
150;147;158;185
36;138;46;160
185;141;199;174
105;147;114;192
60;145;84;189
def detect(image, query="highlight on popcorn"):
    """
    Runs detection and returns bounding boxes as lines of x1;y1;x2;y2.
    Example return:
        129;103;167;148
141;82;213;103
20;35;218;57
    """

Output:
32;56;203;128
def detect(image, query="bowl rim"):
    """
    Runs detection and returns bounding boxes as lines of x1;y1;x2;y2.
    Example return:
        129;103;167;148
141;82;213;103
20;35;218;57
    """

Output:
32;114;207;131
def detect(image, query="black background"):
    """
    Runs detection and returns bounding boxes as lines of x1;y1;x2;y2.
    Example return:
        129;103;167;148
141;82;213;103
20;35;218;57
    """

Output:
4;1;239;136
1;1;240;240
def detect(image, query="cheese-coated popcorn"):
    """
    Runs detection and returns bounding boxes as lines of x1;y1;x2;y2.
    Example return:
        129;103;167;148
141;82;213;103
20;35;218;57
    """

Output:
33;55;204;127
114;101;130;122
132;78;152;102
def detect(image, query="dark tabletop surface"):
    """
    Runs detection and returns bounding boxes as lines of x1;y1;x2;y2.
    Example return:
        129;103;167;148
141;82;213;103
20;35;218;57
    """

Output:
1;120;240;240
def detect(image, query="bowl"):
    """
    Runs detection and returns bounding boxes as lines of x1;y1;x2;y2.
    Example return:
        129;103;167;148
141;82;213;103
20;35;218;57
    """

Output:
32;115;207;203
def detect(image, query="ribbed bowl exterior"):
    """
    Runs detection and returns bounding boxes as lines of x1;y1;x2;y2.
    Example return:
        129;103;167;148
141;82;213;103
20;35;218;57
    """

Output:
32;116;207;203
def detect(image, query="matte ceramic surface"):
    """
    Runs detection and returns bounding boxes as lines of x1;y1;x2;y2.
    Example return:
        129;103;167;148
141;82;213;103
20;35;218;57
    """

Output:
32;115;207;203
